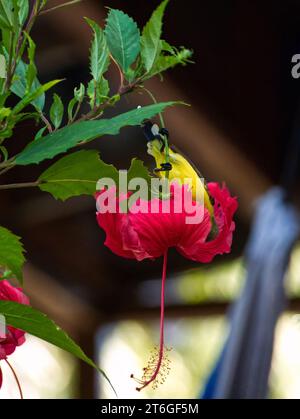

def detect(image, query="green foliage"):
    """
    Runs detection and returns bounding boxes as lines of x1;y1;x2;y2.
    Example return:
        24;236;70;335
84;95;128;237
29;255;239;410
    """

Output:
141;0;169;72
38;151;152;201
0;300;115;392
87;77;109;108
0;1;13;29
74;83;85;101
144;47;193;80
15;102;178;165
0;226;25;282
38;150;119;201
0;1;192;386
127;158;152;187
12;79;62;115
24;32;37;91
105;9;140;72
67;83;85;122
10;59;45;110
85;17;110;82
50;93;64;129
17;0;29;26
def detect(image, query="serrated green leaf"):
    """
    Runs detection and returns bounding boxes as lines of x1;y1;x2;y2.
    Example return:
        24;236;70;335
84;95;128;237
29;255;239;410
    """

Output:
15;101;178;165
50;93;64;129
143;48;193;80
10;59;45;110
105;9;140;72
38;150;119;201
141;0;169;72
0;226;25;282
0;300;115;394
85;17;109;81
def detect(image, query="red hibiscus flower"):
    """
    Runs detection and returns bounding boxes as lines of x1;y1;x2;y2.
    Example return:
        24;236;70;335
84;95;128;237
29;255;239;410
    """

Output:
96;182;237;391
0;280;30;397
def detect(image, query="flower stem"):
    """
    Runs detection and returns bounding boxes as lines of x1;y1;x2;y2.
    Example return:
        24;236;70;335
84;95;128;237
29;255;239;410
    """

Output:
5;359;23;399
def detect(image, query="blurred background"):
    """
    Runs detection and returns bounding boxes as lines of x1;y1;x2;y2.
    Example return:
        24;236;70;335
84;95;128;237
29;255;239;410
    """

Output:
1;0;300;398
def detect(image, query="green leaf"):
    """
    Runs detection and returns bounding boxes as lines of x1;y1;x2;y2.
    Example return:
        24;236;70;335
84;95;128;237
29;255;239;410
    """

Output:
50;93;64;129
85;17;109;81
15;102;178;165
11;59;45;110
127;158;152;187
68;84;85;121
0;226;25;282
0;300;115;394
160;39;175;54
34;125;47;140
87;77;109;108
38;150;119;201
105;9;140;72
12;79;62;115
143;47;193;80
17;0;29;25
67;97;77;121
0;1;13;29
24;32;37;91
141;0;169;72
74;83;85;102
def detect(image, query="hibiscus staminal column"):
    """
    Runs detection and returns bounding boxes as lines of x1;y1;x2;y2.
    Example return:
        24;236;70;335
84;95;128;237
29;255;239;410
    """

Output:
131;250;171;391
5;359;23;399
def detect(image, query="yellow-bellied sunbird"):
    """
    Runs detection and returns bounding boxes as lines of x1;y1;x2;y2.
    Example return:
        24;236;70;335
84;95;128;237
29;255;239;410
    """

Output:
142;120;214;216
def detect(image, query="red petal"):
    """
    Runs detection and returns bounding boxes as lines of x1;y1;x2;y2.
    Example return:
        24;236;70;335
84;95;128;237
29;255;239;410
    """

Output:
179;182;238;262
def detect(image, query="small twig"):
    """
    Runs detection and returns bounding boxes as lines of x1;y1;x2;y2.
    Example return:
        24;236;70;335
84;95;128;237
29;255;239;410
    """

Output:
0;165;14;177
0;181;40;190
39;112;53;133
110;54;124;94
39;0;83;15
77;80;141;123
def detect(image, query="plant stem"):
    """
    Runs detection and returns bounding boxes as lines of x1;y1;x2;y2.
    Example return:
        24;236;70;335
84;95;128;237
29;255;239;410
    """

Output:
5;359;23;399
77;80;141;123
39;112;53;133
0;165;14;177
139;86;166;128
39;0;83;15
0;181;40;190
